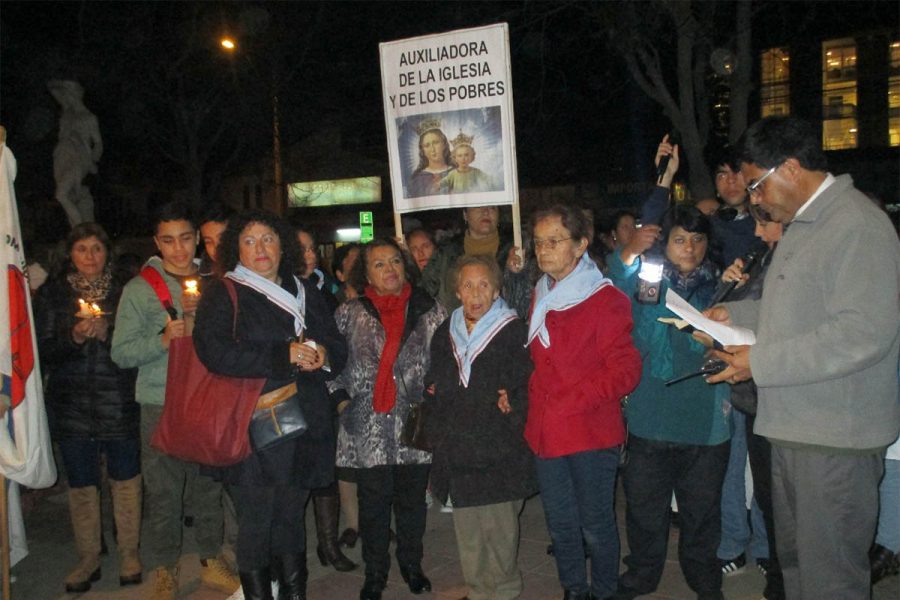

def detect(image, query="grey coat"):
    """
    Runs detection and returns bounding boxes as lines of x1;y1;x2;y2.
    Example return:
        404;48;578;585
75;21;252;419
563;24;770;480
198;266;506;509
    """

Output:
726;174;900;450
330;287;447;468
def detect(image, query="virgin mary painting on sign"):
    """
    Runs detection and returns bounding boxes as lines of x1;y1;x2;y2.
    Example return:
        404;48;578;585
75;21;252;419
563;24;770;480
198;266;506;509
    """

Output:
400;107;504;199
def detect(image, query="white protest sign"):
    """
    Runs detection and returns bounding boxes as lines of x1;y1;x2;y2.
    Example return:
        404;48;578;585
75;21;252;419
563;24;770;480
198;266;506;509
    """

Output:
380;23;518;215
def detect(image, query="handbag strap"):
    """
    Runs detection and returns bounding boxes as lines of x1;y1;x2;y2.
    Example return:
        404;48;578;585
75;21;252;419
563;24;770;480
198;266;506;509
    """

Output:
141;269;239;337
221;278;239;337
140;266;177;319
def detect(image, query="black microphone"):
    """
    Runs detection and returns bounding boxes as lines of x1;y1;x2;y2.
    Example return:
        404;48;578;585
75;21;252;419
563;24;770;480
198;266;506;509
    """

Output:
708;251;761;307
656;154;670;184
656;132;677;183
665;358;728;386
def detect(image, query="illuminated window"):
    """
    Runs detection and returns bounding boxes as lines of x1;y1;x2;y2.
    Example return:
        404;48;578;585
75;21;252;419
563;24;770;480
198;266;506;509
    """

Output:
760;48;790;117
822;38;858;150
890;41;900;147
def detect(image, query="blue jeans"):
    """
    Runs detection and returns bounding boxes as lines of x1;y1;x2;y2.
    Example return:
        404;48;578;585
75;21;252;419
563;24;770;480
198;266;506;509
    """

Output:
58;438;140;488
876;458;900;551
535;448;619;598
718;410;769;560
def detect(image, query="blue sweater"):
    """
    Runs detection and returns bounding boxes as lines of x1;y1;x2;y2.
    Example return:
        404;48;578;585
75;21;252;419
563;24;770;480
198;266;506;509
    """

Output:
607;249;731;446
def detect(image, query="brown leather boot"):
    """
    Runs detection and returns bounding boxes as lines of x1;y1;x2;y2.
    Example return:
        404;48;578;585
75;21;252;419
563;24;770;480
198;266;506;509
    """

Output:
64;486;102;592
313;493;356;572
110;474;143;585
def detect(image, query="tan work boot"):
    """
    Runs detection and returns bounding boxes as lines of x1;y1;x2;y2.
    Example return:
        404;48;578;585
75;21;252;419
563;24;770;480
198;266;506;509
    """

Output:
200;556;240;594
151;566;178;600
64;486;102;593
110;475;143;585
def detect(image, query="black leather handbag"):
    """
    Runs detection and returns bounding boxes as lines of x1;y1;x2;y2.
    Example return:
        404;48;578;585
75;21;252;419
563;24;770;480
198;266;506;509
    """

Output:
249;382;308;450
400;401;431;452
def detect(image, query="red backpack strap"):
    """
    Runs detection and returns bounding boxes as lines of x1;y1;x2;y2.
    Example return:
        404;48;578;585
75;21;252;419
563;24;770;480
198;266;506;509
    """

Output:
140;266;177;319
221;278;239;336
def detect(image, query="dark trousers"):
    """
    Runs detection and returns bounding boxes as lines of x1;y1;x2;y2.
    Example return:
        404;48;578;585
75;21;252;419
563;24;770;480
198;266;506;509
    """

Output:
356;463;430;579
619;435;730;598
770;444;883;600
227;484;310;571
58;438;140;487
745;414;784;600
141;405;224;568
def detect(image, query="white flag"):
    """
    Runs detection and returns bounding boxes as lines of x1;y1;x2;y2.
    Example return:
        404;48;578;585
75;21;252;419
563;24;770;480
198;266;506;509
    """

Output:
0;140;58;565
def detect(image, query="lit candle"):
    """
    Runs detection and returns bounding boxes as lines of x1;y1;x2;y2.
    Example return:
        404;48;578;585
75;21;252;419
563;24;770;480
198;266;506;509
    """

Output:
184;279;199;296
77;298;90;317
89;303;103;317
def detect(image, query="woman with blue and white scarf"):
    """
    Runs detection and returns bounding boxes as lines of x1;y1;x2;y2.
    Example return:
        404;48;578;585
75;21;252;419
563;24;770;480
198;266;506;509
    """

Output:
525;205;642;600
194;210;347;600
426;254;536;600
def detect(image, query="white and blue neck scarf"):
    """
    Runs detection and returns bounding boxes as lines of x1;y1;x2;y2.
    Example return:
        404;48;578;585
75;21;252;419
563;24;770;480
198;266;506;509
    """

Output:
312;267;325;290
527;253;611;349
450;297;518;388
226;264;306;337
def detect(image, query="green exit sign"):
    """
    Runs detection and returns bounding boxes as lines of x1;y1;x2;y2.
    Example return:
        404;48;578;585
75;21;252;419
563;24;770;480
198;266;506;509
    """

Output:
359;211;374;243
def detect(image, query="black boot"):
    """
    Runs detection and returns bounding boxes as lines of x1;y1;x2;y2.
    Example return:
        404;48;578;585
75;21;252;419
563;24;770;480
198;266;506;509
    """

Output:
339;527;358;548
871;543;900;585
314;494;357;572
276;553;307;600
360;573;387;600
239;568;274;600
761;559;785;600
399;564;432;594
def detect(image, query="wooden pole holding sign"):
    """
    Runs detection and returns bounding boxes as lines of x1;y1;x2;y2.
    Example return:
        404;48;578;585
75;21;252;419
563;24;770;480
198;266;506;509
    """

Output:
394;211;403;242
511;197;522;258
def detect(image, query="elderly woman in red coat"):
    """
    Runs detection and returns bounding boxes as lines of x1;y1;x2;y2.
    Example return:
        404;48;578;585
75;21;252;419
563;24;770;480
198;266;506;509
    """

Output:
525;204;642;600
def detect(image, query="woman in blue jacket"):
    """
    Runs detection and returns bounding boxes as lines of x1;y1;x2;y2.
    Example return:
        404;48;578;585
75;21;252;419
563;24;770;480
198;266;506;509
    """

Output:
606;207;731;600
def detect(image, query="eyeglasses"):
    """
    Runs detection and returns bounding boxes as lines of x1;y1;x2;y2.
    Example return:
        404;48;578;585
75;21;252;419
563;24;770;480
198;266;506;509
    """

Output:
745;164;780;197
749;202;774;224
533;237;572;250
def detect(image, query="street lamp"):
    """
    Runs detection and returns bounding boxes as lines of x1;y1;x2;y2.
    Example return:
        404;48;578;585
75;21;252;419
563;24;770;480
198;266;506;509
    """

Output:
219;36;285;214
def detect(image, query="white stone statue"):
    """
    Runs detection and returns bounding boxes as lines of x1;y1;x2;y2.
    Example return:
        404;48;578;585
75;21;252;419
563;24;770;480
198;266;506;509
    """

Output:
47;80;103;227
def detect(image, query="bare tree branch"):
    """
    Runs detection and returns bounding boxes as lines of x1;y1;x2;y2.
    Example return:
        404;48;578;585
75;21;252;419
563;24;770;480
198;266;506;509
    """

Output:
729;0;753;143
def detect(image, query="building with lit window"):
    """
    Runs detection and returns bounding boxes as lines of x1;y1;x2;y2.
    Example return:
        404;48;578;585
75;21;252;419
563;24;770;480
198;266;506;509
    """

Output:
754;13;899;217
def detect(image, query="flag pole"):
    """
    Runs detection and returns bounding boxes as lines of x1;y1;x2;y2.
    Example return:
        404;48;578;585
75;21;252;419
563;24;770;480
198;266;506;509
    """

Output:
0;474;10;600
0;126;10;600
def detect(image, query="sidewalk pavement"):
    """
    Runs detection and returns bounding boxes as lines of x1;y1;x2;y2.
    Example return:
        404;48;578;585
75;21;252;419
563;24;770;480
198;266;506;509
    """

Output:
11;481;899;600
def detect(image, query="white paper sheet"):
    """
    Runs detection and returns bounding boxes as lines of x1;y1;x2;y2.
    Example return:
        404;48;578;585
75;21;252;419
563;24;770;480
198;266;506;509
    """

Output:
665;289;756;346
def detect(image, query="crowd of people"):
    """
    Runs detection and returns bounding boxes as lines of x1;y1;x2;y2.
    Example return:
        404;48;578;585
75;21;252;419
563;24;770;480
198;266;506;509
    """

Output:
31;115;899;600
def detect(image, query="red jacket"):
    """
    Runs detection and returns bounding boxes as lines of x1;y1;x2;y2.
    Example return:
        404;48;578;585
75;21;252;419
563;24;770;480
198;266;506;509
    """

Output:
525;284;641;458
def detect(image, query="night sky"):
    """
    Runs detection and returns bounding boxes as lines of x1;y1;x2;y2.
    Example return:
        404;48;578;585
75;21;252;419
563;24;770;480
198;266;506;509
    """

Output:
1;1;896;239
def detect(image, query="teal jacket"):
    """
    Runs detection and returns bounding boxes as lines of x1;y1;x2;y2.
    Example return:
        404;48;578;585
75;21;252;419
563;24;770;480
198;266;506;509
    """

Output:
110;257;186;406
606;249;731;446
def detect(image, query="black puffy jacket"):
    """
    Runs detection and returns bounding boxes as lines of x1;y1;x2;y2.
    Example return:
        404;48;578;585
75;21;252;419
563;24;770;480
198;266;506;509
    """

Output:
34;277;139;440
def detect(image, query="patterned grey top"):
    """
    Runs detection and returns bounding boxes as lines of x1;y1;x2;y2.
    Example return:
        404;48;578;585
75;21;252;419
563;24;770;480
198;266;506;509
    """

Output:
330;290;447;468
